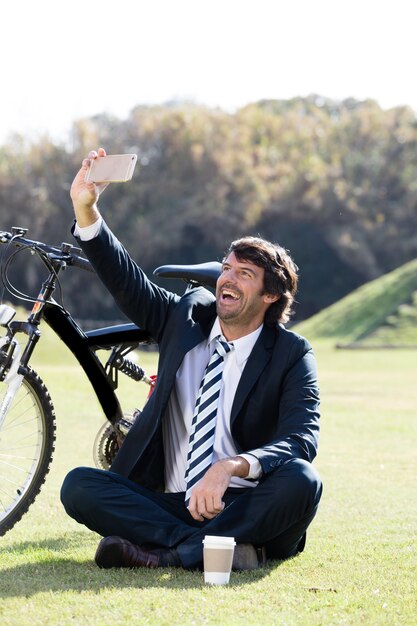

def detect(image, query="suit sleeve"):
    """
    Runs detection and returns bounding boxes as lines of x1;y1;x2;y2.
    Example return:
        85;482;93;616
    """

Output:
73;219;180;341
248;342;320;473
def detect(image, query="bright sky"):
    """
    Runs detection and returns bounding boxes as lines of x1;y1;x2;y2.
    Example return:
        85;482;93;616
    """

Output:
2;0;416;145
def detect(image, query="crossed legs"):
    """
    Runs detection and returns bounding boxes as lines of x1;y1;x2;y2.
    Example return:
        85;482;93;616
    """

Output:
61;458;322;570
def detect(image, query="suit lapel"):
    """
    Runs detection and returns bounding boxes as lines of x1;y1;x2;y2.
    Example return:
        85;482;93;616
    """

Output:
230;325;276;424
159;301;216;403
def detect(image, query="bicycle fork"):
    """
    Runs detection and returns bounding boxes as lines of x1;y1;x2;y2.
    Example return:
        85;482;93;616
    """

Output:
0;304;41;429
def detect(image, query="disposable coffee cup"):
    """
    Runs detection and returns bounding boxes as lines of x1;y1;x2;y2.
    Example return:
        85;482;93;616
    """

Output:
203;535;236;585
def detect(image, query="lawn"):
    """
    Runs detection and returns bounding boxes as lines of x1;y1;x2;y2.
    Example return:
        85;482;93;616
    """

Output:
0;333;416;625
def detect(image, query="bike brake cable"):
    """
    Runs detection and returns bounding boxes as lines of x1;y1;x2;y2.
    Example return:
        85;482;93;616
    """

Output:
1;245;65;308
0;234;23;306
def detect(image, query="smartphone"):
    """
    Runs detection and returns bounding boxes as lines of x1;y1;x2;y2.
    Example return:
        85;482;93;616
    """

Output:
85;154;138;183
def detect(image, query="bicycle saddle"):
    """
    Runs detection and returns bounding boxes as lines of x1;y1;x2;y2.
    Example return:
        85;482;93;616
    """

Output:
153;261;221;288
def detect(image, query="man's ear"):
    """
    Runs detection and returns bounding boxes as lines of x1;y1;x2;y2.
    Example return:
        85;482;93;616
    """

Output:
263;293;280;304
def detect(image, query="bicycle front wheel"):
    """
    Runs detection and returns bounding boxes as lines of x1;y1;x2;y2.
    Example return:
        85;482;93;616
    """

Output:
0;367;56;536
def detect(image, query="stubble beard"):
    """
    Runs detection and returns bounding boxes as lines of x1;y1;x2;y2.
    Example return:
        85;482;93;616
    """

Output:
216;293;264;329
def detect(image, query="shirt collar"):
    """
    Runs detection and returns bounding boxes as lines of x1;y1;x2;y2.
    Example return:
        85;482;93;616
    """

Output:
208;317;263;368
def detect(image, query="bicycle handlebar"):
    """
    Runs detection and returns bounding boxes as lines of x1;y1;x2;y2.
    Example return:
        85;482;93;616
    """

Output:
0;229;95;273
66;254;94;273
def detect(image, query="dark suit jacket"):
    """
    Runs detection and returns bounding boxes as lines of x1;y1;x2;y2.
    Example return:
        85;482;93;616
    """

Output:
77;221;320;491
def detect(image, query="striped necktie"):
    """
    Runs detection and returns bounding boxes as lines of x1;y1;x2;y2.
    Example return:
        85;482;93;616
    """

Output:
184;337;234;506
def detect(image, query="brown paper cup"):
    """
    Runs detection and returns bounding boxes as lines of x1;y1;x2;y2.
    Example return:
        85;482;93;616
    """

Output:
203;535;236;585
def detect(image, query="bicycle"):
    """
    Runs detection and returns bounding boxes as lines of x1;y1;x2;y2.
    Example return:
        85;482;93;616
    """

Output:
0;226;220;536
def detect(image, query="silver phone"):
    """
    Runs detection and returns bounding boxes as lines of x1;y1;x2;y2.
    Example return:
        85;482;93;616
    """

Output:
85;154;138;183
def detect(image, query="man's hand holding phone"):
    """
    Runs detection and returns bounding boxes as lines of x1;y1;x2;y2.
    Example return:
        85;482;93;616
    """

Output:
70;148;137;228
70;148;108;228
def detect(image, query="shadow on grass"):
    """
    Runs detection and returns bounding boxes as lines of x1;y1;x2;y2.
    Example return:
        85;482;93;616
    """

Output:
0;533;279;597
0;533;87;555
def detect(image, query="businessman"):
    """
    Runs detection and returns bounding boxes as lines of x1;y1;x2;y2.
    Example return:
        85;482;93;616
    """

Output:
61;148;322;571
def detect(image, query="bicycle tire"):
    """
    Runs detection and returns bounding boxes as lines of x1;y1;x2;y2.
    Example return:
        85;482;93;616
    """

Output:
0;366;56;536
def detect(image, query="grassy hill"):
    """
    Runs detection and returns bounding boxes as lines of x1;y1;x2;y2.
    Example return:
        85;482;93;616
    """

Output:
294;257;417;346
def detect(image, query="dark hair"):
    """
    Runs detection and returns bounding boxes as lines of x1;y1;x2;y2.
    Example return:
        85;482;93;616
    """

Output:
223;236;298;326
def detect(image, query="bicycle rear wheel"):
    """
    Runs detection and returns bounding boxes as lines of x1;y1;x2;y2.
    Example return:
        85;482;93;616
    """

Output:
0;366;56;536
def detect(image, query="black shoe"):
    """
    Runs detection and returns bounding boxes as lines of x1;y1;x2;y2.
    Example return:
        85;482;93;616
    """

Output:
232;544;267;571
95;536;180;569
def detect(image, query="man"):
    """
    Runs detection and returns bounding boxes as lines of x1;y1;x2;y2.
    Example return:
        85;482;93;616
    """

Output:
61;148;322;571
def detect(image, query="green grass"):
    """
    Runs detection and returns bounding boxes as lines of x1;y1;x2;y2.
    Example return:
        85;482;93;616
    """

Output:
295;257;417;346
0;323;416;625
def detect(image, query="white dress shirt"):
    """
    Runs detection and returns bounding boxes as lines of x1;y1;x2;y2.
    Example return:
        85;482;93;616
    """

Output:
75;217;263;491
163;318;262;492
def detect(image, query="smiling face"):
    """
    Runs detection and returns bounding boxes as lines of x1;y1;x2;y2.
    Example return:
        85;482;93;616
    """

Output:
215;252;279;340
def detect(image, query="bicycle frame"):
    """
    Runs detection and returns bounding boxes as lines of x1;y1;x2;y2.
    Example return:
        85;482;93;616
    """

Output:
42;304;153;424
1;303;152;429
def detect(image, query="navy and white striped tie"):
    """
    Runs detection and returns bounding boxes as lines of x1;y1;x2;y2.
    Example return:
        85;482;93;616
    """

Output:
184;337;234;506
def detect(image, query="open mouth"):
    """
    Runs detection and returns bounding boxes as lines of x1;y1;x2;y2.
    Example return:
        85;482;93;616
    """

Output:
220;288;241;301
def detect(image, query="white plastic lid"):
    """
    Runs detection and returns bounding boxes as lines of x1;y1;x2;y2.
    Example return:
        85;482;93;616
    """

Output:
202;535;236;546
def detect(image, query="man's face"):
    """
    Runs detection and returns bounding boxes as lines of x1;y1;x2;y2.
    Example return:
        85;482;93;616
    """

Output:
216;252;277;333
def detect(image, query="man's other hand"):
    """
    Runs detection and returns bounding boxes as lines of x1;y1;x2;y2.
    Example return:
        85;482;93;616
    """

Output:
187;456;250;522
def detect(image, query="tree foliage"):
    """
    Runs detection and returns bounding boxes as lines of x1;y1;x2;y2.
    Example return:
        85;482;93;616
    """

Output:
1;95;417;322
